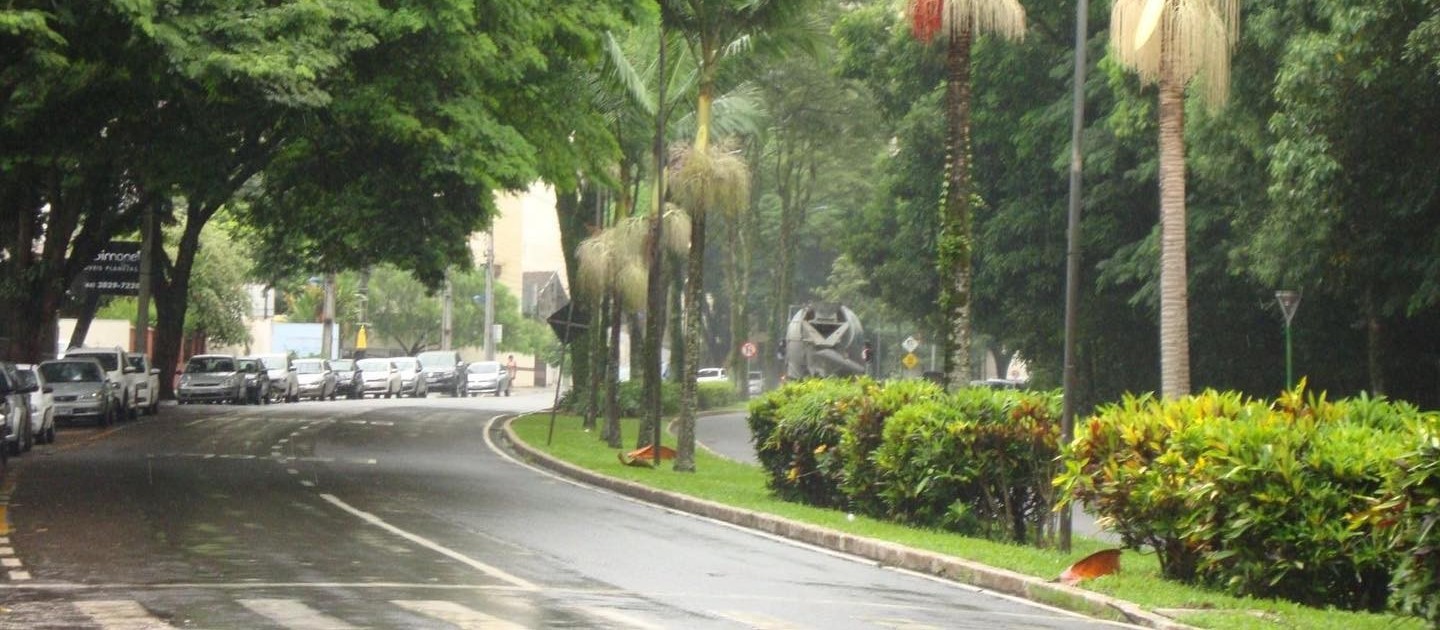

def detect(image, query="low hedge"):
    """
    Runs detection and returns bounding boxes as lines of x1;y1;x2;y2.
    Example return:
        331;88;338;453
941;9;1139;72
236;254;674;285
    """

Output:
749;378;1063;543
1057;386;1438;611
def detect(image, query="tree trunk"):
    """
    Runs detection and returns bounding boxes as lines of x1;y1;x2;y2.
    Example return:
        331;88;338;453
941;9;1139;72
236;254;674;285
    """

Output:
941;26;975;391
153;204;208;400
1365;292;1386;396
587;299;606;435
605;294;624;446
1157;53;1191;399
641;22;669;454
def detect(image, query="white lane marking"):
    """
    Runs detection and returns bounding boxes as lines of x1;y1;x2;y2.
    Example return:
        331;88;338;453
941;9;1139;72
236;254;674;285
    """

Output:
318;494;537;591
712;611;804;629
578;606;668;630
238;598;357;630
0;546;12;554
392;600;524;629
73;600;176;629
8;570;29;581
2;558;21;567
300;481;315;488
287;469;299;475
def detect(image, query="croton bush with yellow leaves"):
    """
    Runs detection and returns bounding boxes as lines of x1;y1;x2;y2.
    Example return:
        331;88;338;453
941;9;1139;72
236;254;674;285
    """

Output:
1055;385;1439;611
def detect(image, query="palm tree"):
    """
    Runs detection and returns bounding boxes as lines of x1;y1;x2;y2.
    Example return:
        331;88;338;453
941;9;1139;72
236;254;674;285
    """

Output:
660;0;817;472
1110;0;1239;398
906;0;1026;390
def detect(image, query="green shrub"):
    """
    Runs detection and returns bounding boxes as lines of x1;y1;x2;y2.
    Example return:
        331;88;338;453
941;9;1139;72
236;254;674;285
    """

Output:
1368;429;1440;623
1058;386;1429;610
560;380;680;417
748;378;868;507
837;379;946;517
871;389;1061;542
697;381;737;410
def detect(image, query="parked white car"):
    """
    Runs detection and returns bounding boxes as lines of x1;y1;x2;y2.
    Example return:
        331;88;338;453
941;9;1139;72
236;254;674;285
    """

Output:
63;346;141;420
15;364;56;445
355;358;402;399
125;353;161;415
292;359;338;401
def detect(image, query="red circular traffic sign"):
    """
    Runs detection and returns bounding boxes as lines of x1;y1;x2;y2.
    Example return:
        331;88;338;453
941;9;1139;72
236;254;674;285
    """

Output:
741;341;758;358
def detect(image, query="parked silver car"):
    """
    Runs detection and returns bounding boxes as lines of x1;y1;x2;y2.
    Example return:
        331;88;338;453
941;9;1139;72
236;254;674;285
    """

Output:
465;361;511;396
255;353;299;403
0;361;37;454
355;358;402;399
15;364;56;445
39;358;115;427
63;346;141;420
292;359;338;401
176;354;245;404
392;357;427;398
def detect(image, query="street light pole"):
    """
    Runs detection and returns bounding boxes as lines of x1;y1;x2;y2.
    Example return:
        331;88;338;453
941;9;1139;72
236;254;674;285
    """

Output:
483;231;496;361
1276;290;1302;389
1058;0;1091;554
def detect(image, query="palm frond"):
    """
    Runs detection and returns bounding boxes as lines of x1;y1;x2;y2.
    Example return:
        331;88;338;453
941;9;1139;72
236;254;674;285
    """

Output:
670;143;752;220
575;236;616;303
662;203;692;256
1111;0;1239;109
603;31;657;116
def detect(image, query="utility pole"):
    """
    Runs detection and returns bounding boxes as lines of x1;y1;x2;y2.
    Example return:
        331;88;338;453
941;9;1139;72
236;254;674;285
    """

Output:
321;273;336;360
483;232;496;361
1059;0;1092;554
441;273;453;350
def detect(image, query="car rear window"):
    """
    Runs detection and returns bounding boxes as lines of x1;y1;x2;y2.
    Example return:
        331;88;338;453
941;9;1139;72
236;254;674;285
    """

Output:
186;357;235;373
468;362;500;374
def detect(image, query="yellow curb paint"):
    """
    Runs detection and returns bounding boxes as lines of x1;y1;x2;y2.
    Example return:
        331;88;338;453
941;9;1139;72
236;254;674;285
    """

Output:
0;473;16;536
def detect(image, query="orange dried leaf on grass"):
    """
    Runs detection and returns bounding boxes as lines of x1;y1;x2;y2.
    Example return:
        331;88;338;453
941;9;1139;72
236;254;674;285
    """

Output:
1057;549;1122;585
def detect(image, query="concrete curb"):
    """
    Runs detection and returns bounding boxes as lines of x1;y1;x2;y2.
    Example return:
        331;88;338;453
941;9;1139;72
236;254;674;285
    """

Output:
501;417;1195;630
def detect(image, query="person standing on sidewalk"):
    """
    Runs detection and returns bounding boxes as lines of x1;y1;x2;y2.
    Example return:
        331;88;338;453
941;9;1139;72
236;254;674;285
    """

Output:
505;354;518;394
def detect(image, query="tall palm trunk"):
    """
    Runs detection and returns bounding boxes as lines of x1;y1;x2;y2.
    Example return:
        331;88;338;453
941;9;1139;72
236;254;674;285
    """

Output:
1157;53;1191;399
941;25;975;390
676;76;715;473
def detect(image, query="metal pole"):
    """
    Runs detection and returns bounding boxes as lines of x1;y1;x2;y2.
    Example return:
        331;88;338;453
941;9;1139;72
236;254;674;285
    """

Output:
321;273;336;360
483;233;496;361
441;274;453;350
1059;0;1091;554
1284;321;1293;389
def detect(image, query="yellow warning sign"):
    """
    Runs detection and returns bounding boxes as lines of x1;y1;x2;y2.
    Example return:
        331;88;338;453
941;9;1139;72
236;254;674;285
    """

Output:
902;352;919;369
356;325;368;350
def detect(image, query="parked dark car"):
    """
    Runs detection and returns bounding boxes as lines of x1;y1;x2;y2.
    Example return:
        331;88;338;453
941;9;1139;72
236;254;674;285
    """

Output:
331;359;362;399
236;357;271;404
417;350;467;397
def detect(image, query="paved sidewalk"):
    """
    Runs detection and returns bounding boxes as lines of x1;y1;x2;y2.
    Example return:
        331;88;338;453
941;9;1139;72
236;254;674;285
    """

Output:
503;413;1193;630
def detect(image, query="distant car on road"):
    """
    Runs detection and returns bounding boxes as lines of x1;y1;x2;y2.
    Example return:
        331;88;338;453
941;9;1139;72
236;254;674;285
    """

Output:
465;361;511;397
125;353;161;415
330;359;362;399
696;367;728;383
392;357;427;398
39;358;115;427
417;350;467;397
355;358;402;399
177;354;244;404
292;359;338;401
15;364;56;445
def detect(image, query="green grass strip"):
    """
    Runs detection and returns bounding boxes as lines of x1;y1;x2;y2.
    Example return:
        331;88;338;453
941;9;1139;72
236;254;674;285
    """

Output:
511;413;1424;630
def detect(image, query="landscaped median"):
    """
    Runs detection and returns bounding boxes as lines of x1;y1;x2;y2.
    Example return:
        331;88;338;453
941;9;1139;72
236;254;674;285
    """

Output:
504;412;1424;630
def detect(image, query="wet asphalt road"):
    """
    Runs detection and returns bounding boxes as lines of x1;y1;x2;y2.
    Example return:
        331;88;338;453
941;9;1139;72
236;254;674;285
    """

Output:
0;391;1130;629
